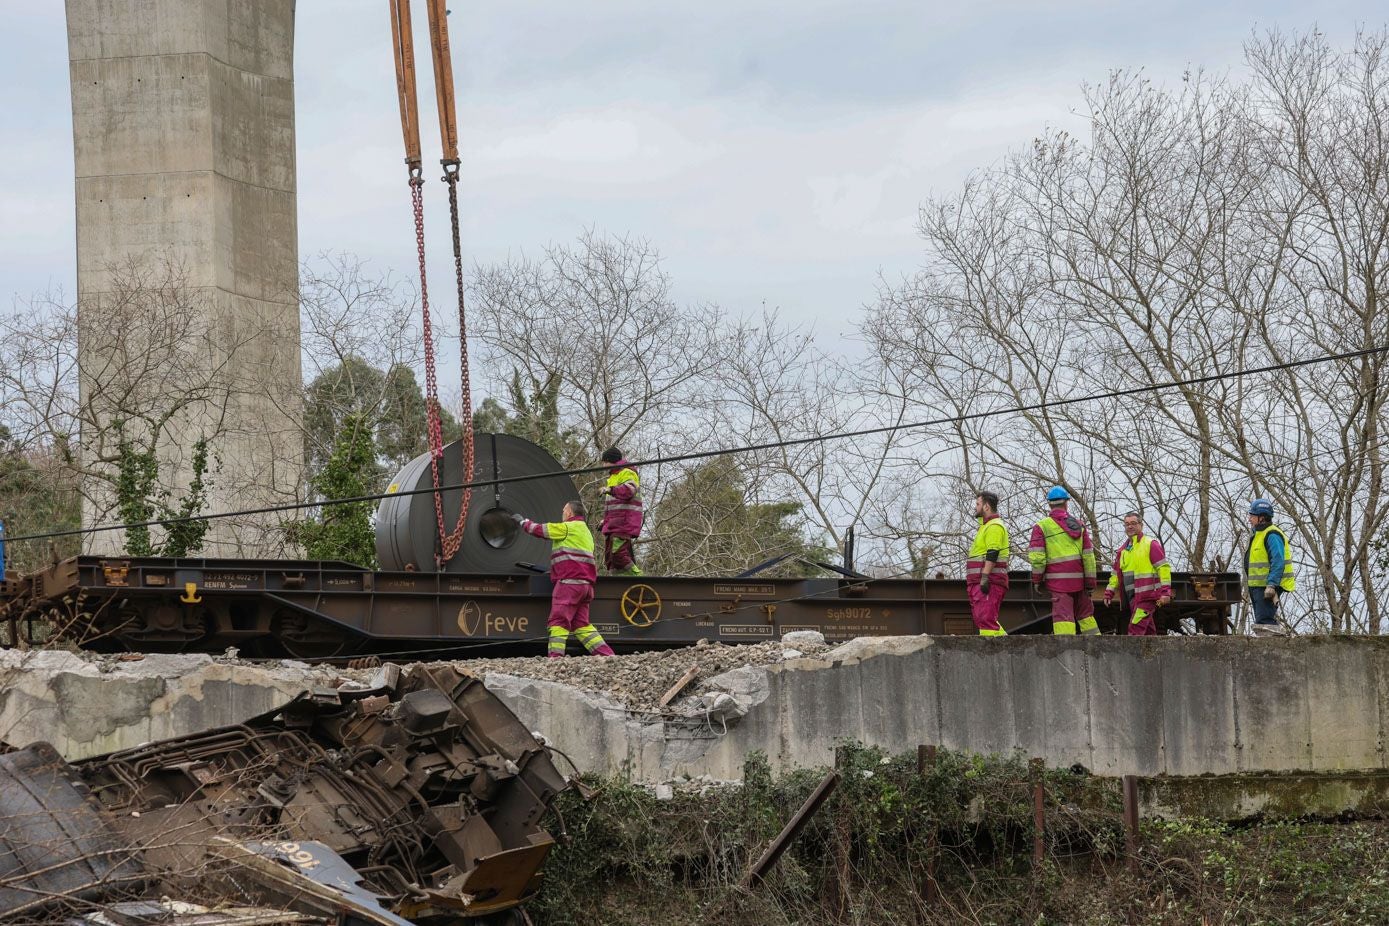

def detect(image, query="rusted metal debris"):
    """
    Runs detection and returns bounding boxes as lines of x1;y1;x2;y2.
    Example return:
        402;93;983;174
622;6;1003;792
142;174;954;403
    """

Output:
0;664;570;924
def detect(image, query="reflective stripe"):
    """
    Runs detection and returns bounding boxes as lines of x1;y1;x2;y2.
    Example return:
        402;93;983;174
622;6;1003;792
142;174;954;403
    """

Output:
607;503;643;512
1053;621;1077;635
553;552;596;564
557;578;590;586
574;624;609;653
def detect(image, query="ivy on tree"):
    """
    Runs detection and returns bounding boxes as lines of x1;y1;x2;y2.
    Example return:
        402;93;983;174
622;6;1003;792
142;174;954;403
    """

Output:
292;413;379;567
114;422;213;558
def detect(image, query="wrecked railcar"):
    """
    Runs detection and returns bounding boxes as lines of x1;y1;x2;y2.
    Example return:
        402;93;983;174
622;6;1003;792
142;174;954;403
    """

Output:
0;664;570;924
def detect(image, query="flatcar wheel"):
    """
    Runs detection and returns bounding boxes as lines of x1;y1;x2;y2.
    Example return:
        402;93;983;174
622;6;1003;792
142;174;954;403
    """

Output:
279;636;359;660
272;611;360;660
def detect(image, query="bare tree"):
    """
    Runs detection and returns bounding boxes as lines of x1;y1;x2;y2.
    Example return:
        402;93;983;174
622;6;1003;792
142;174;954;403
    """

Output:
470;230;721;463
709;309;912;563
0;254;261;558
869;29;1389;632
295;252;434;470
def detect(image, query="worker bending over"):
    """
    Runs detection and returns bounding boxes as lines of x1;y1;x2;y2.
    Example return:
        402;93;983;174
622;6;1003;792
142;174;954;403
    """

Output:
1103;510;1172;636
1246;498;1294;636
513;501;615;658
599;447;644;576
966;491;1009;636
1028;486;1099;635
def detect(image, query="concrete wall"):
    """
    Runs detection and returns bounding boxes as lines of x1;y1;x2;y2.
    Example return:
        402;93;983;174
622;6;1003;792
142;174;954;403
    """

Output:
67;0;302;555
485;636;1389;782
0;650;342;760
10;637;1387;786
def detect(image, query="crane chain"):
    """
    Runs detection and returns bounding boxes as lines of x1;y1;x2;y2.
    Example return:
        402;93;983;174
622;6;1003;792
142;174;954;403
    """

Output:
410;177;452;568
438;161;474;564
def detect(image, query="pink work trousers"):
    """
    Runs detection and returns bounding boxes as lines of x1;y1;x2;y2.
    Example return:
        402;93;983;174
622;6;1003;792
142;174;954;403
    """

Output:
1049;589;1095;631
967;581;1007;634
603;533;636;572
1127;606;1157;636
549;583;596;630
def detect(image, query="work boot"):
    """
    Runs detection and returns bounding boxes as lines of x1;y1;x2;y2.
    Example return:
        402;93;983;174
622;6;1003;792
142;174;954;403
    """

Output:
1251;622;1289;637
592;643;616;657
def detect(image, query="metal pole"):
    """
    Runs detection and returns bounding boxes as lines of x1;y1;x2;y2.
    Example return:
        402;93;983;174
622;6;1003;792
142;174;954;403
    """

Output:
1122;774;1140;873
1030;757;1045;869
919;744;938;903
740;768;841;888
0;519;6;582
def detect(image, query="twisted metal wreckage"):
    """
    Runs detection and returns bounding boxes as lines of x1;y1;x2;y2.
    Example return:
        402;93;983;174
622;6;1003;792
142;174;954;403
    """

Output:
0;664;571;925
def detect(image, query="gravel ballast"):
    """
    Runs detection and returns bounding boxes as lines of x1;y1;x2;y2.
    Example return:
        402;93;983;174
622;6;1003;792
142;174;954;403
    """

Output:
437;639;832;713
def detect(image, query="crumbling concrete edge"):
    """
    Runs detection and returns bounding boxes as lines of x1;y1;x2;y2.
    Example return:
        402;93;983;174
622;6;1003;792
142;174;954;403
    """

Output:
0;650;340;760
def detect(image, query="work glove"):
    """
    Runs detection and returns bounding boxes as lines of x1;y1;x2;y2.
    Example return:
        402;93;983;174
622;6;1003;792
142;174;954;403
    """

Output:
979;574;991;593
1084;578;1097;590
1157;595;1172;608
1264;586;1277;602
511;512;526;524
1102;588;1114;606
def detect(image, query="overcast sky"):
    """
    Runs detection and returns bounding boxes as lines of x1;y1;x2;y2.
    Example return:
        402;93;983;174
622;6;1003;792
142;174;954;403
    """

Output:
1;2;1383;340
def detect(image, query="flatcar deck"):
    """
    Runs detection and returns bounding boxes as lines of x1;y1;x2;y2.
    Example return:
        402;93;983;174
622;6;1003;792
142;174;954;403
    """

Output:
0;556;1241;657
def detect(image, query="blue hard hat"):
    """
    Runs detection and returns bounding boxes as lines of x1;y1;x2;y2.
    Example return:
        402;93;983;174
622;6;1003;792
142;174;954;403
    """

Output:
1046;485;1071;503
1249;498;1274;517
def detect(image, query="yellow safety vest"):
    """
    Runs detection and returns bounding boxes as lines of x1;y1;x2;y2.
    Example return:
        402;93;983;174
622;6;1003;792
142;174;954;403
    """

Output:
605;467;642;505
1105;535;1172;598
1246;525;1295;592
542;519;597;584
1030;517;1095;576
967;517;1009;578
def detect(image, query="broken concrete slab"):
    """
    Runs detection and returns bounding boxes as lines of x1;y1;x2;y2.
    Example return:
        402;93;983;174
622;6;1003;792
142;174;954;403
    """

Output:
6;635;1389;785
0;649;347;759
484;635;1389;783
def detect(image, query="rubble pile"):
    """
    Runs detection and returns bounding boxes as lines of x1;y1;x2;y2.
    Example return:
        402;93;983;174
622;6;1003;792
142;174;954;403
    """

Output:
448;634;831;712
0;663;570;925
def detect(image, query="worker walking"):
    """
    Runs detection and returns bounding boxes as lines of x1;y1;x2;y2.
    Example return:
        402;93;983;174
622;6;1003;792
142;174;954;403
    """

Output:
1028;486;1099;635
1103;510;1172;636
1246;498;1294;636
513;501;615;657
599;447;644;576
966;491;1009;636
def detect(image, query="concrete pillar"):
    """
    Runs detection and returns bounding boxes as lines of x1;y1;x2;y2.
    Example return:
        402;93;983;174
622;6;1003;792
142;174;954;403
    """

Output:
66;0;303;556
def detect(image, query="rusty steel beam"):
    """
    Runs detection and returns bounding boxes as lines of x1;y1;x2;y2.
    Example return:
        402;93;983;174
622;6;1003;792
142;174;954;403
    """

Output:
740;768;841;888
